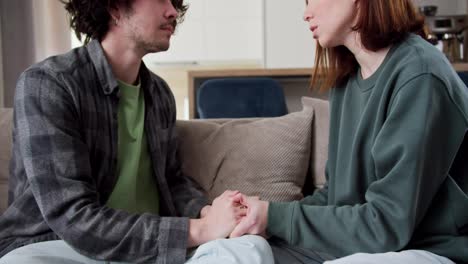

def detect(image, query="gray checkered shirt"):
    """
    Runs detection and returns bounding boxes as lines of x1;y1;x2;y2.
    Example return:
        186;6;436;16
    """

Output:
0;40;208;263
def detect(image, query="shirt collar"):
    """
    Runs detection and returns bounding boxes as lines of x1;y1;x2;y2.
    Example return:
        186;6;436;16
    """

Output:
86;39;154;106
86;39;119;95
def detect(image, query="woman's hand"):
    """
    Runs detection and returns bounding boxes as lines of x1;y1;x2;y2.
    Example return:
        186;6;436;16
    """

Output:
229;195;269;238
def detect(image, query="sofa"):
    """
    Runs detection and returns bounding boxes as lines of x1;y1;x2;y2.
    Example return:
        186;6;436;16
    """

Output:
0;97;329;215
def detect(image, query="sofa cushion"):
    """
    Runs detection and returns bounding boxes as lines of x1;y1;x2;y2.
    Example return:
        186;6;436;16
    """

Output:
303;97;329;187
177;99;314;202
0;108;13;214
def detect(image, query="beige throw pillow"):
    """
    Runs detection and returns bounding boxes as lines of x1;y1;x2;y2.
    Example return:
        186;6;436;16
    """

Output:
177;105;314;202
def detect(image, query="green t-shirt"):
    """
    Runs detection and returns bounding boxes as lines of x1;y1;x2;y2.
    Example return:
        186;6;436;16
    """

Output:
106;79;159;214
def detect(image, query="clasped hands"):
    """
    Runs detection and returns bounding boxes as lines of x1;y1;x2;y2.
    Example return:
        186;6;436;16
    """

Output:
200;190;269;240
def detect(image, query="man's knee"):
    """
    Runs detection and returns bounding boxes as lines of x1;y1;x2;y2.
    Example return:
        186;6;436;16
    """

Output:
324;252;371;264
0;241;98;264
242;235;272;257
223;235;273;263
188;235;274;264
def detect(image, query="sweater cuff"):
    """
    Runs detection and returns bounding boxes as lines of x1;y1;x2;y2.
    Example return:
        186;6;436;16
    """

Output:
267;201;296;243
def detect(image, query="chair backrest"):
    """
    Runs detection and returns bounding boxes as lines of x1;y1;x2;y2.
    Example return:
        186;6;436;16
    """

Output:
197;77;288;119
457;71;468;88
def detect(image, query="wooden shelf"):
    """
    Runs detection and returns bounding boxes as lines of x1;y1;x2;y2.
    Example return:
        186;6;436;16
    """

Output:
452;63;468;72
188;68;313;79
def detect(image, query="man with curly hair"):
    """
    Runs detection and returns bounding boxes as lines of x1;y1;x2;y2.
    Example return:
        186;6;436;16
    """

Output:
0;0;273;263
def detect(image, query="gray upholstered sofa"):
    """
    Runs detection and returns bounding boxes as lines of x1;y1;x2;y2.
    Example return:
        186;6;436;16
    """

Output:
0;97;329;216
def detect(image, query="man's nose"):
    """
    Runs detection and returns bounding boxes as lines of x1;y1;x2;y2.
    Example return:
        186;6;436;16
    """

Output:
166;2;178;19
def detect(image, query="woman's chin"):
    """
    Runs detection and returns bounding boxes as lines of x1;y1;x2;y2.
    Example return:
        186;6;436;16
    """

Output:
318;38;339;49
317;39;329;48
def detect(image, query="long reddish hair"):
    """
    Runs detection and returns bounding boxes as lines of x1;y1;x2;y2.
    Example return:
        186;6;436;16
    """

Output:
311;0;428;91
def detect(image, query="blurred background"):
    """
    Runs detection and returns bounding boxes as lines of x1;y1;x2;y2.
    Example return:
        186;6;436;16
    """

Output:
1;0;467;119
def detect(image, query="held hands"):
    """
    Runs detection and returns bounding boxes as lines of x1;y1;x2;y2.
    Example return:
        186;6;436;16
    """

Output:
202;193;269;238
229;195;269;238
189;191;269;247
188;190;246;247
202;190;247;239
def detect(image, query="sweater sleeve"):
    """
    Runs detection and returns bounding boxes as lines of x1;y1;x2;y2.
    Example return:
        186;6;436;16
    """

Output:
267;74;467;256
299;183;328;205
299;162;330;206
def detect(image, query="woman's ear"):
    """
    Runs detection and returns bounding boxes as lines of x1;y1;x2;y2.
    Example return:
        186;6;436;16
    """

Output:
353;0;360;11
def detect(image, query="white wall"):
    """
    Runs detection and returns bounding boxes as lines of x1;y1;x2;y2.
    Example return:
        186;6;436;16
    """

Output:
264;0;316;68
0;11;4;108
31;0;71;62
145;0;263;65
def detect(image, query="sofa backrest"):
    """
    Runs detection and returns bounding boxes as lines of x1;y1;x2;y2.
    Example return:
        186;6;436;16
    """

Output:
0;108;13;214
305;97;329;188
0;98;329;214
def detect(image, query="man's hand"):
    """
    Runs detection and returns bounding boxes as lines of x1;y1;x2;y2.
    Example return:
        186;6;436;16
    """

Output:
188;190;246;247
229;195;269;238
200;205;211;218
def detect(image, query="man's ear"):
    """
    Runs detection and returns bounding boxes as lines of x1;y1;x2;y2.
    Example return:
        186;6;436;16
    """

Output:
108;5;121;25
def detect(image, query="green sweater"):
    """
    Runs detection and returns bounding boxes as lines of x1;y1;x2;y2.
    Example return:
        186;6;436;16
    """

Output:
267;34;468;263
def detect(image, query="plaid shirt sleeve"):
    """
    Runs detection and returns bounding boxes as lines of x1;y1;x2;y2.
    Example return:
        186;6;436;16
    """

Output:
158;78;209;218
14;67;190;263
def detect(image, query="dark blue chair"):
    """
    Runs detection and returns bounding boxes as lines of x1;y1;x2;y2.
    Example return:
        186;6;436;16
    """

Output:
196;78;288;119
457;71;468;88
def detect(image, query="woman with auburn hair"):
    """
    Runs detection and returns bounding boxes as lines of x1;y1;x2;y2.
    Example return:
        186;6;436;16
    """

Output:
229;0;468;263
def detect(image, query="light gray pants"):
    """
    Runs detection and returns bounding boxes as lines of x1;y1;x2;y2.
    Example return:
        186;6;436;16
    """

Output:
0;235;273;264
0;237;456;264
325;250;455;264
268;237;455;264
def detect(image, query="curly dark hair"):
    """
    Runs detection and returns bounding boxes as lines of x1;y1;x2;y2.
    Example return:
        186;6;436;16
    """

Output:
61;0;188;45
